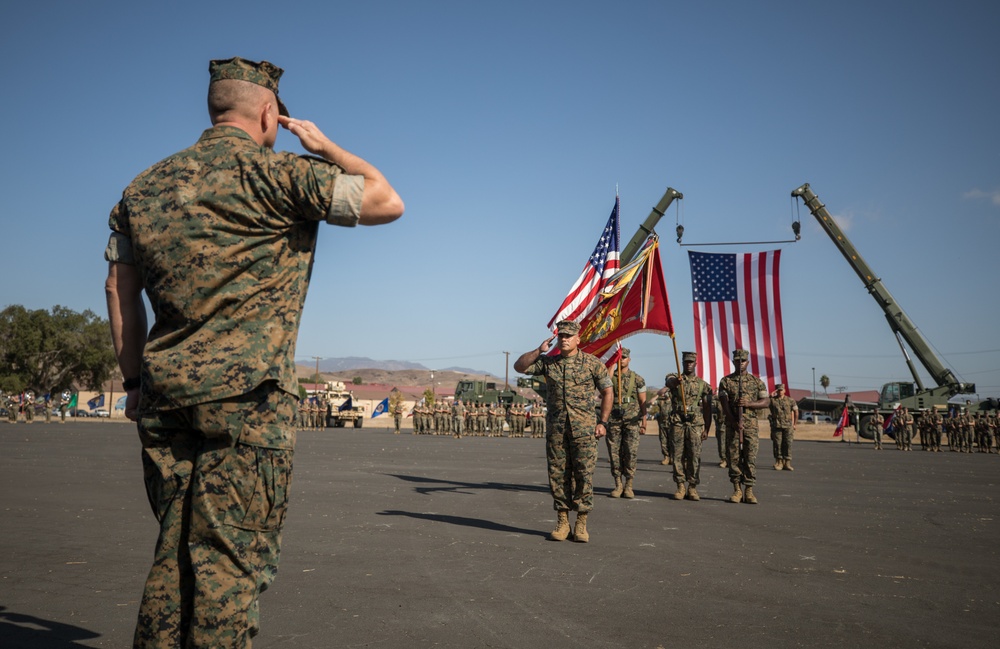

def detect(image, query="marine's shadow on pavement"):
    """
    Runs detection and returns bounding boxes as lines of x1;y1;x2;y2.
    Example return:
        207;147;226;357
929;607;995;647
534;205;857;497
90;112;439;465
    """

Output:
376;510;548;538
0;606;101;648
384;473;549;496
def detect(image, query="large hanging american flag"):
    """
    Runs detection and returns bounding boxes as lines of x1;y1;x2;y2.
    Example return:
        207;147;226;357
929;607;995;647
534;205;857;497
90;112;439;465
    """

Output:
547;197;620;328
689;250;787;391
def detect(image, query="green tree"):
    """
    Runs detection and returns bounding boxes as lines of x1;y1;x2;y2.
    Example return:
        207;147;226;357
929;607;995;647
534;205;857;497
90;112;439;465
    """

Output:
0;305;117;394
388;387;404;413
422;388;435;406
820;374;830;397
352;376;363;385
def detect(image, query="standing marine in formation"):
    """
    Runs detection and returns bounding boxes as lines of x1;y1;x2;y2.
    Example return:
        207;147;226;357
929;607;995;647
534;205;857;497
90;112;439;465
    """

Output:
768;384;798;471
514;320;612;543
718;349;770;505
659;351;712;501
605;348;647;499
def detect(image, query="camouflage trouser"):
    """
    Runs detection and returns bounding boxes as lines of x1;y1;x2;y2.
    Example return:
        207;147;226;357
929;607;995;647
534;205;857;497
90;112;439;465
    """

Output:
394;415;402;433
772;426;793;460
726;420;759;487
452;416;463;436
715;419;726;461
898;424;912;450
927;425;941;450
670;422;704;486
606;417;640;478
546;423;599;513
869;424;882;448
656;414;670;458
135;382;295;648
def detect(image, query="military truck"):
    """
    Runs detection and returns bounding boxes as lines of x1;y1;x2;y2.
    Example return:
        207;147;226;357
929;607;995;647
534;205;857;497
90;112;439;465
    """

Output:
791;184;985;437
454;379;525;406
308;381;365;428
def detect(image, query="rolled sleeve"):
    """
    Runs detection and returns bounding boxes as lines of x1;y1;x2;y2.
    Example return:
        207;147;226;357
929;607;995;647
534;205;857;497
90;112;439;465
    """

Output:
105;231;135;264
326;174;364;227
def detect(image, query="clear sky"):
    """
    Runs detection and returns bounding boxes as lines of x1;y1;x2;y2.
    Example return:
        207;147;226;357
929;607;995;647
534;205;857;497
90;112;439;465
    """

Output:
2;0;998;399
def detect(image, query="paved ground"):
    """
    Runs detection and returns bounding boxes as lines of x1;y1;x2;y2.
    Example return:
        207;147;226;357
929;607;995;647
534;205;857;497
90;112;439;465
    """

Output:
1;421;998;648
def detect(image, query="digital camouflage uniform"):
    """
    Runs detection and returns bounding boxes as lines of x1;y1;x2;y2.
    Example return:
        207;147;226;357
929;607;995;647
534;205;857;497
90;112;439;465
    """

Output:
105;58;364;648
896;408;914;451
927;409;943;451
665;369;711;491
713;395;727;467
392;403;403;434
768;390;797;466
606;363;645;483
718;368;768;492
868;411;885;449
522;349;612;514
655;393;672;463
452;401;465;438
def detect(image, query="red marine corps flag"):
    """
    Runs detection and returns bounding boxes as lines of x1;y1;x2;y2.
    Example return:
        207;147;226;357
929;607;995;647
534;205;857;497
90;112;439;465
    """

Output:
578;234;674;365
834;403;850;438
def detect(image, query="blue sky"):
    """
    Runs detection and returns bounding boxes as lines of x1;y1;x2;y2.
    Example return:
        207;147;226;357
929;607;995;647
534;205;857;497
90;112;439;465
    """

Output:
2;1;998;398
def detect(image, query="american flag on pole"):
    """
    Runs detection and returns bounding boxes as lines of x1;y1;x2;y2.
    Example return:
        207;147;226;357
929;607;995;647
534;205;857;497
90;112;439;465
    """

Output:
547;197;621;328
689;250;788;391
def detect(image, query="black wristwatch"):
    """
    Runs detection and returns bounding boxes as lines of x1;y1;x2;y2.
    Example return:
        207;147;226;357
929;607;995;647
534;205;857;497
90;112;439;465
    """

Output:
123;377;141;391
598;420;608;428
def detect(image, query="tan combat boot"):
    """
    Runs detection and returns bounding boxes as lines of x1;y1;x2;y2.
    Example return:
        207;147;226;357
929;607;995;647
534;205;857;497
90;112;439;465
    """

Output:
609;476;623;498
719;459;728;468
729;483;743;503
673;482;687;501
622;477;634;499
660;456;670;465
743;486;758;504
773;460;783;471
549;511;571;541
573;512;589;543
686;485;700;501
783;459;794;471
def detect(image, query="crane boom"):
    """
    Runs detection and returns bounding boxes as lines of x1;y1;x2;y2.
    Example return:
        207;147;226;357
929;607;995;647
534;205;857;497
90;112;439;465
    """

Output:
791;183;974;399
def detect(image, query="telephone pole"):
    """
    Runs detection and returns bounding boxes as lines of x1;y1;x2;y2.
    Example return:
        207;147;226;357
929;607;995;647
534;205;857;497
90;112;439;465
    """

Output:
312;356;322;387
503;351;510;390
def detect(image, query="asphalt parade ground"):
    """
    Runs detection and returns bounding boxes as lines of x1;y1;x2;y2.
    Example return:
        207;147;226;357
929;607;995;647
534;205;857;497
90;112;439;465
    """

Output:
2;422;998;649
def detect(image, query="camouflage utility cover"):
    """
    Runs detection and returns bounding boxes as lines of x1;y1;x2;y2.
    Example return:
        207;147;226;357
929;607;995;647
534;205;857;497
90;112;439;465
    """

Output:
522;350;611;435
106;125;364;412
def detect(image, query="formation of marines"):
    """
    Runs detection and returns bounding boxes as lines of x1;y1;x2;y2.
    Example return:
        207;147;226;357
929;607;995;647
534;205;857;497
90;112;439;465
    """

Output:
297;395;329;429
866;405;998;454
407;399;546;438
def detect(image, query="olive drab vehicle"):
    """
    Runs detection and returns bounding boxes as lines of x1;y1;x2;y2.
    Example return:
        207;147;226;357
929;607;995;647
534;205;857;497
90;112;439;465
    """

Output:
791;184;987;438
454;380;525;406
309;380;365;428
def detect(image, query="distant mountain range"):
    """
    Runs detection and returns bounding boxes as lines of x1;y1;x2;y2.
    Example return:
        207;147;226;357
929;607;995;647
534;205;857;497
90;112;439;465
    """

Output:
297;356;491;377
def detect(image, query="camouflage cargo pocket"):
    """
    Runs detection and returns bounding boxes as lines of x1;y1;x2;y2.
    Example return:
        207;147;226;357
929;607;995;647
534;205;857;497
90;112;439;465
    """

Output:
223;445;293;532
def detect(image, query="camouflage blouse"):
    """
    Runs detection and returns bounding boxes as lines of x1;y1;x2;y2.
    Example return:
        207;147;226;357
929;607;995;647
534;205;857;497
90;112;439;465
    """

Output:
106;126;364;411
522;350;611;435
717;372;768;420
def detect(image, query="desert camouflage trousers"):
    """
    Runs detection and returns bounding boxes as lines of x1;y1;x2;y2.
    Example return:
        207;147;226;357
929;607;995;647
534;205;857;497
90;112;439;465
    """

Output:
726;420;759;487
670;422;704;486
771;426;793;461
546;419;599;513
605;417;640;478
135;382;296;649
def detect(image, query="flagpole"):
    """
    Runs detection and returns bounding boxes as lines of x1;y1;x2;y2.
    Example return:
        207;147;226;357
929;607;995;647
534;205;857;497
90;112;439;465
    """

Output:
616;354;622;412
670;334;686;415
